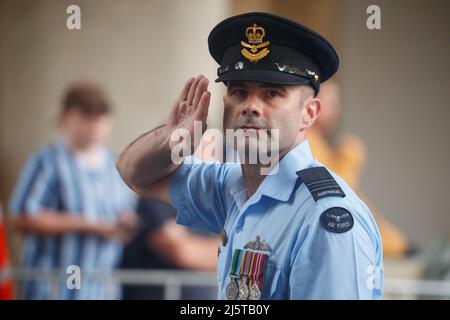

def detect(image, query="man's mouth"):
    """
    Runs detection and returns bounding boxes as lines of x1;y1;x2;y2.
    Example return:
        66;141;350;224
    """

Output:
238;125;263;132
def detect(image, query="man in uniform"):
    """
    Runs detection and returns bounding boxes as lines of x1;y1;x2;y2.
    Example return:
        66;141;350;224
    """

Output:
116;12;383;300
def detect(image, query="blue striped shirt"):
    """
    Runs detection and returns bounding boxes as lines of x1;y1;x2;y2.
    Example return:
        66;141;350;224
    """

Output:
9;141;135;299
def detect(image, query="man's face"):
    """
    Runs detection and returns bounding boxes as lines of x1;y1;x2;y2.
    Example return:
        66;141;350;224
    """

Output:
61;110;112;149
223;81;306;158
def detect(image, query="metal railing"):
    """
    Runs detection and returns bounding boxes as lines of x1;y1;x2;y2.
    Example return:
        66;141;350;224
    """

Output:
11;268;218;300
7;268;450;299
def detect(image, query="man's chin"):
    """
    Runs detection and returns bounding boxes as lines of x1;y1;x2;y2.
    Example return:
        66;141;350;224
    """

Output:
234;143;274;163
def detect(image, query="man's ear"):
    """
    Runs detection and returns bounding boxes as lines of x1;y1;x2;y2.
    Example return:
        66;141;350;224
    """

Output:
301;97;321;129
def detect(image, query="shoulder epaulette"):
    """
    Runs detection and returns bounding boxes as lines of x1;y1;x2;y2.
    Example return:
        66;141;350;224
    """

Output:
296;166;346;201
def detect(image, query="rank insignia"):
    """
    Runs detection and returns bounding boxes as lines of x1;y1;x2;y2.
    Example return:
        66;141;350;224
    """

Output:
296;166;346;202
240;23;270;62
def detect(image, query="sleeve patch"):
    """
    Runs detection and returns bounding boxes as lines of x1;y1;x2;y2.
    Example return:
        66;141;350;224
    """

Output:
320;207;354;233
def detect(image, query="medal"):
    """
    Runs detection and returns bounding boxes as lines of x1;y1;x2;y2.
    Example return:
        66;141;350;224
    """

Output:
225;248;268;300
248;252;261;300
226;276;239;300
237;277;249;300
247;249;268;300
237;251;252;300
249;282;261;300
226;250;242;300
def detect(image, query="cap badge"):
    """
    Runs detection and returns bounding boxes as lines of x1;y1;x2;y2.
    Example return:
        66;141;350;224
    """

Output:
240;23;270;62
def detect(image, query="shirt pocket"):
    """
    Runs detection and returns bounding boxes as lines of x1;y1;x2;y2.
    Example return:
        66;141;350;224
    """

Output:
260;263;282;299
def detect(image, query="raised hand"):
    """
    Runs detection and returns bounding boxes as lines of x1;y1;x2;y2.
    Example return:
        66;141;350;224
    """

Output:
167;75;211;153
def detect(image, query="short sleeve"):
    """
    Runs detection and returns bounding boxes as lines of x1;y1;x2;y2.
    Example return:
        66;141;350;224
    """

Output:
9;148;60;217
289;205;383;300
169;156;228;234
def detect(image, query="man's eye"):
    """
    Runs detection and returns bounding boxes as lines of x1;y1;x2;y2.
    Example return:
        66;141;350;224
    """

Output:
233;89;247;97
267;90;281;98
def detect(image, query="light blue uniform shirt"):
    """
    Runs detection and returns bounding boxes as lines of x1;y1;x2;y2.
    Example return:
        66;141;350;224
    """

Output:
170;140;383;300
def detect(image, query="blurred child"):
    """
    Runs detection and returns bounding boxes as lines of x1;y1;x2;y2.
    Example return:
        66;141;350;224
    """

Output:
9;83;136;299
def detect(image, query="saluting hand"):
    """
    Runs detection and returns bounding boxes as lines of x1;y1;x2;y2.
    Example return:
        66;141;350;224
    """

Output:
167;75;211;154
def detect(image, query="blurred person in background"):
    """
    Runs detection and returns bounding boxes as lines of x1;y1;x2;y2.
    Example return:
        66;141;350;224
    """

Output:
309;79;414;257
121;197;219;299
8;83;137;299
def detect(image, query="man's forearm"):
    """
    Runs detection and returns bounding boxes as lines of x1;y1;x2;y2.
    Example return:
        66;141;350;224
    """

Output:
116;124;179;192
117;75;211;196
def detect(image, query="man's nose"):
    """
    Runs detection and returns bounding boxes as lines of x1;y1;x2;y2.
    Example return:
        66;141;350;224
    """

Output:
241;95;262;117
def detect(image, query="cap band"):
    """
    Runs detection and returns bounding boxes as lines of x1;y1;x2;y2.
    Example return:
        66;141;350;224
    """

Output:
217;61;319;84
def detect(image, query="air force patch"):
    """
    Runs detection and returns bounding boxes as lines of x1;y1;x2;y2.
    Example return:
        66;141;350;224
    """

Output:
320;207;354;233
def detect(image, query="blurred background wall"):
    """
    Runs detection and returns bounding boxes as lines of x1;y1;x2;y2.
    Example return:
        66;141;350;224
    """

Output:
1;0;449;251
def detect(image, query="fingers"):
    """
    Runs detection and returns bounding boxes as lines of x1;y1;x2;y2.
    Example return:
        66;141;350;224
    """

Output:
192;77;209;110
169;75;209;131
186;75;207;107
178;101;187;118
194;90;211;122
178;77;195;101
170;76;195;125
186;76;202;106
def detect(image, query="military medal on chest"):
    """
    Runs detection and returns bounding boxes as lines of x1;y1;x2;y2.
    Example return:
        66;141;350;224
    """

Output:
226;275;239;300
248;250;266;300
226;242;269;300
249;282;261;300
237;276;249;300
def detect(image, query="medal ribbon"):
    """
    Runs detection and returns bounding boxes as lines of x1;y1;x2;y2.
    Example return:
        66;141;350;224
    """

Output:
229;249;242;279
228;249;269;291
251;252;268;289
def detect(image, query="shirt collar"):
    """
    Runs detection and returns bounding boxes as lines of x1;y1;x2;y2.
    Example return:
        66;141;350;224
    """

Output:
258;139;315;201
230;139;315;208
